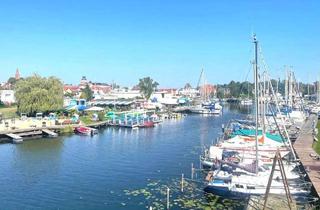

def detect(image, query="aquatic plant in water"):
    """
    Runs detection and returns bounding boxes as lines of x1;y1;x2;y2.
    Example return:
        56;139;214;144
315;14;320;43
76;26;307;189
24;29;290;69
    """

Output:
122;178;245;209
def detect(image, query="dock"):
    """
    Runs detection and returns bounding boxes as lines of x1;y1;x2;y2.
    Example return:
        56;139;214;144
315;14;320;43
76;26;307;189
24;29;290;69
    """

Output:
42;129;58;137
0;126;62;143
86;120;109;128
5;133;23;143
247;195;297;210
293;114;320;197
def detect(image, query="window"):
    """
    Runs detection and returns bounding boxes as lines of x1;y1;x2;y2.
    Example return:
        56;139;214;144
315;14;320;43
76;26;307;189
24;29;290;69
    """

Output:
235;184;244;188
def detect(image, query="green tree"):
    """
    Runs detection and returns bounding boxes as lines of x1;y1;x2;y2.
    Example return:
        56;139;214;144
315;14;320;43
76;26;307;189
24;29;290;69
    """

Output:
64;92;75;98
138;77;159;100
15;75;63;115
184;83;192;89
8;77;17;85
80;84;94;101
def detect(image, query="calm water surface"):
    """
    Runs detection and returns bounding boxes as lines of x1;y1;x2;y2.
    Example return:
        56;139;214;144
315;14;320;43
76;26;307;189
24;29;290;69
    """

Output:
0;105;249;209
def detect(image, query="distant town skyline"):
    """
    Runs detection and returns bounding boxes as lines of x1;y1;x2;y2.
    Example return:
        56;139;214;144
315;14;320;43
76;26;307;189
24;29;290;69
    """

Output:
0;0;319;87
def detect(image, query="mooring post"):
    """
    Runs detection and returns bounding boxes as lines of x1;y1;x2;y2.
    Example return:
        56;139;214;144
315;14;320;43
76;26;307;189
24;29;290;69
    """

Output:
181;173;184;192
166;187;170;210
191;163;194;179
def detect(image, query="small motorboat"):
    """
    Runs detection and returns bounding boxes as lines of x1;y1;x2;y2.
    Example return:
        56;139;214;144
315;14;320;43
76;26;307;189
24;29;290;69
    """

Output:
75;126;97;136
140;121;155;128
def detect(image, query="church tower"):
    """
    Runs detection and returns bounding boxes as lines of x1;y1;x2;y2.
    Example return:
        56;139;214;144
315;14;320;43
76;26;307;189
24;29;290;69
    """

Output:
15;68;20;80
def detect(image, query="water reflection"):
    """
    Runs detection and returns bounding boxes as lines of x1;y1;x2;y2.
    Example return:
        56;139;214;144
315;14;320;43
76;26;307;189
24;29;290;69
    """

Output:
228;103;253;114
0;105;248;209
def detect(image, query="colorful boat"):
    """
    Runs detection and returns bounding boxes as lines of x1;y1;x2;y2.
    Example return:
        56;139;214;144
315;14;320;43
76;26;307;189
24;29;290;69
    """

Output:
140;121;155;128
75;126;97;136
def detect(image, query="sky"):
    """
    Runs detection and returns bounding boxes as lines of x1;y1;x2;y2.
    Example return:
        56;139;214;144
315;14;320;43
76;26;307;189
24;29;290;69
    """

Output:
0;0;319;88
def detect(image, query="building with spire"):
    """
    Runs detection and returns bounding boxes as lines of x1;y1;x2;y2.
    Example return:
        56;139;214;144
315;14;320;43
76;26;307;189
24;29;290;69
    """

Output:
15;68;20;80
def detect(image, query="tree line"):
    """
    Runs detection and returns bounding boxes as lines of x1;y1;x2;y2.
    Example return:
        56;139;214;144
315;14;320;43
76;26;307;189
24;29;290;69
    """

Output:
11;75;160;115
9;73;318;115
215;80;319;99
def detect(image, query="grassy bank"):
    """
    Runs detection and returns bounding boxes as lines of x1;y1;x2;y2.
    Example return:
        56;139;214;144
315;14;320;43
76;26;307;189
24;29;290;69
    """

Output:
0;106;18;118
60;125;74;134
312;121;320;154
79;116;94;125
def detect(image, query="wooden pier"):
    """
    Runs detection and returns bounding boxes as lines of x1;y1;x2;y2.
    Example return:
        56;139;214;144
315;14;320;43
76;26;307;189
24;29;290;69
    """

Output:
5;133;23;143
86;121;109;128
42;129;58;137
0;127;61;143
293;114;320;197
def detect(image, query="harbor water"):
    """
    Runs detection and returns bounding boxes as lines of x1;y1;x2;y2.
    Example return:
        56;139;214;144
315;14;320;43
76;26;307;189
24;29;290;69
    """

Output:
0;105;249;209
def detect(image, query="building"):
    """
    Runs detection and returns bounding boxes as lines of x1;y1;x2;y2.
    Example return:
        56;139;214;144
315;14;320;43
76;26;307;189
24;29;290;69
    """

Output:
15;68;20;80
157;88;178;96
79;76;89;89
151;90;179;105
178;87;199;98
90;83;112;95
0;90;15;105
63;85;81;96
108;88;141;99
200;84;217;97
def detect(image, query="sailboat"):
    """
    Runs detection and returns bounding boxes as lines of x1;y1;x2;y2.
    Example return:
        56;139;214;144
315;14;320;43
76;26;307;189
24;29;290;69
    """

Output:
190;69;222;115
204;35;310;198
240;82;253;105
240;99;253;106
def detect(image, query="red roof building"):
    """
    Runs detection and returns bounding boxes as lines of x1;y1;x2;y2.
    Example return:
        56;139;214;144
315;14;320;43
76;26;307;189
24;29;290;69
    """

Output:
90;84;112;94
64;85;80;94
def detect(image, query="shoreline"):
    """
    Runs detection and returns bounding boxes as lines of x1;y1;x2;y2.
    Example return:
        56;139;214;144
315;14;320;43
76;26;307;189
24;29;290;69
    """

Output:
0;120;110;144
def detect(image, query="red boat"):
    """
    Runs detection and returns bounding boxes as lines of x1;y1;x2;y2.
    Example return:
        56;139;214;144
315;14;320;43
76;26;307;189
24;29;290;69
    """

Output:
140;121;155;128
75;126;93;135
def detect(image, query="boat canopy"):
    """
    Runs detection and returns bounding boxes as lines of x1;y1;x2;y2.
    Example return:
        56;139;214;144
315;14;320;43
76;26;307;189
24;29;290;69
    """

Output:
231;129;285;143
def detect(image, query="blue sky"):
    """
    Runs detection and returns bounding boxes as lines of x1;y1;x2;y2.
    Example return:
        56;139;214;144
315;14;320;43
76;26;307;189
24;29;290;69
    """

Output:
0;0;319;87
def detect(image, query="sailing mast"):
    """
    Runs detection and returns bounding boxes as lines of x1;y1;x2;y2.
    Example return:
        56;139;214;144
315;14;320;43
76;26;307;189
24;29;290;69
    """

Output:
285;68;288;106
197;69;204;98
318;76;320;104
262;71;266;134
253;34;259;174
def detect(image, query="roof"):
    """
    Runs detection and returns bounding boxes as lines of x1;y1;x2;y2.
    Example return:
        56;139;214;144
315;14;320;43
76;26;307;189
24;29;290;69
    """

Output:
91;85;111;92
64;85;80;91
85;106;105;111
158;88;177;92
91;100;134;106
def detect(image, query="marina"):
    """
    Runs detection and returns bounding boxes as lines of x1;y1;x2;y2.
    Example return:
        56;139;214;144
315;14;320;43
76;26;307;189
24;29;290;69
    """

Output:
0;34;319;209
0;1;319;209
0;106;246;209
0;102;319;209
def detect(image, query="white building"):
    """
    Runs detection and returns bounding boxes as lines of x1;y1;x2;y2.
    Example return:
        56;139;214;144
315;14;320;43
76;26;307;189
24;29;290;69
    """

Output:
0;90;15;105
151;91;179;105
178;88;199;98
108;88;142;99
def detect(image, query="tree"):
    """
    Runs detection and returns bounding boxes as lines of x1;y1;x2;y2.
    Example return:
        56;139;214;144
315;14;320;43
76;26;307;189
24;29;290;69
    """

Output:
8;77;17;85
138;77;159;100
64;92;75;98
80;84;93;101
15;74;64;115
184;83;192;89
